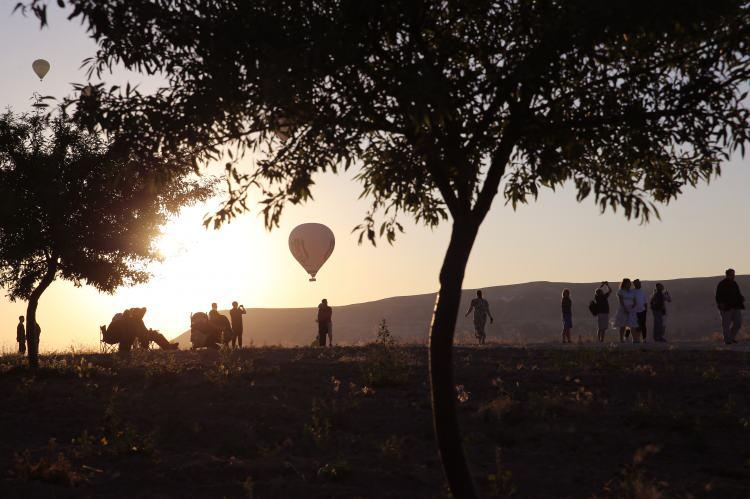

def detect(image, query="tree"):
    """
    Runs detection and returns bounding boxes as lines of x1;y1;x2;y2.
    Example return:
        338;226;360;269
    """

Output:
18;1;750;496
0;104;213;367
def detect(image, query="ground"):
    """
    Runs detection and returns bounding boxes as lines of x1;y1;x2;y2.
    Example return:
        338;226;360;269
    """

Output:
1;343;749;498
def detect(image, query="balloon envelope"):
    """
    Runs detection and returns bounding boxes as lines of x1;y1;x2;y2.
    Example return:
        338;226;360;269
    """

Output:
32;59;50;80
288;223;335;281
274;116;293;142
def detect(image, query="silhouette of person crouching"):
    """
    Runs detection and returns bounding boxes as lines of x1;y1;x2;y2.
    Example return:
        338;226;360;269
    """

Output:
102;307;177;353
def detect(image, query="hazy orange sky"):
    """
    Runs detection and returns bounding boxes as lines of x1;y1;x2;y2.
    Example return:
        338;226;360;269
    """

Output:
1;6;748;350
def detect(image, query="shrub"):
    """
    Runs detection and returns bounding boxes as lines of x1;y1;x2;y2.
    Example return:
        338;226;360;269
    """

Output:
304;398;333;448
361;319;410;387
11;440;85;487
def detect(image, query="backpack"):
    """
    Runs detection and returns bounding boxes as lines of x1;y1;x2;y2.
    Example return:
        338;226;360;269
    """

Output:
588;300;599;316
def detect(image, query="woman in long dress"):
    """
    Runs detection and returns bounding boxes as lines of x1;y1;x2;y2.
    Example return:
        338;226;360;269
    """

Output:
616;278;637;343
465;290;494;345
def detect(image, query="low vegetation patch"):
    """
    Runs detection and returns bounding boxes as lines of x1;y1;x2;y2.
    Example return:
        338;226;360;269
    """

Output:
0;347;748;497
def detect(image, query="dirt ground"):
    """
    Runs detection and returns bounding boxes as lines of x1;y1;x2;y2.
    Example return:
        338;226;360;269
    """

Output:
1;344;749;498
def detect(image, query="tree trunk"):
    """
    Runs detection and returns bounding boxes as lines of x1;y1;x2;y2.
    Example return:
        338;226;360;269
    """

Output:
429;219;480;499
26;259;57;369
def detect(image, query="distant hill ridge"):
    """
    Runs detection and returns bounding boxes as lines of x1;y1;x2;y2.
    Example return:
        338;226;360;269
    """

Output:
173;275;749;348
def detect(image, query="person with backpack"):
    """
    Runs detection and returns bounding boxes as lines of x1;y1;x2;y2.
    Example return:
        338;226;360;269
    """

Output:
561;289;573;343
103;307;178;352
590;282;612;342
650;283;671;342
716;268;745;344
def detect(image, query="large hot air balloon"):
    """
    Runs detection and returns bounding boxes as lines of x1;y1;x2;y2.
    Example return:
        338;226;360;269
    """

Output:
288;223;335;281
32;59;50;81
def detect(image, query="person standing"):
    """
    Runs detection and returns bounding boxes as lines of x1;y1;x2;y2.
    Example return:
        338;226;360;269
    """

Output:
465;290;494;345
716;268;745;345
650;283;671;342
16;316;26;354
594;282;612;342
616;278;637;343
229;301;246;348
561;289;573;343
317;299;333;347
633;279;648;342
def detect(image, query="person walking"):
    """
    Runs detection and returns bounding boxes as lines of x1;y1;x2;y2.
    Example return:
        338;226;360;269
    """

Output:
465;290;494;345
561;289;573;343
16;316;26;354
650;283;671;342
633;279;648;341
616;278;637;343
716;268;745;345
229;301;246;348
594;282;612;342
317;299;333;347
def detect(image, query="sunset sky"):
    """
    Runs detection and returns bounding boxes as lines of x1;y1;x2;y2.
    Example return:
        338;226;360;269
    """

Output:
1;6;748;351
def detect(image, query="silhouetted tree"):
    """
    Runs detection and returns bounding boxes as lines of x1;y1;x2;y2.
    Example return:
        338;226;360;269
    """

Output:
19;1;750;496
0;105;213;367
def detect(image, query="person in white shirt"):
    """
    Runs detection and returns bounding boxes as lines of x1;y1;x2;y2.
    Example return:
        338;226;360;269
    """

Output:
616;278;637;342
632;279;648;342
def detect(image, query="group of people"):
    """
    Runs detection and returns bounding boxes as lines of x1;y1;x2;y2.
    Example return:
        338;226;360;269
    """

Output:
560;268;745;345
564;278;675;343
190;302;247;349
11;270;745;353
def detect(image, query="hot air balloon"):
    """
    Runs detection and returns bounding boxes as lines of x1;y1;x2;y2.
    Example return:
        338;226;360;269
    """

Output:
32;59;50;81
288;223;335;281
274;116;293;142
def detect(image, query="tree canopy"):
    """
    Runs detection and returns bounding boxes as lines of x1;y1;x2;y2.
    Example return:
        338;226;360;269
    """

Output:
18;1;750;237
0;104;214;364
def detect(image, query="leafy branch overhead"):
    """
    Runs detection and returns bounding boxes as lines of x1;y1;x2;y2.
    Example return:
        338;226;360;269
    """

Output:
0;106;215;302
17;1;750;242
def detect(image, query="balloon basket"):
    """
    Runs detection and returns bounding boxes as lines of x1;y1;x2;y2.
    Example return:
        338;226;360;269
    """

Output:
309;277;317;282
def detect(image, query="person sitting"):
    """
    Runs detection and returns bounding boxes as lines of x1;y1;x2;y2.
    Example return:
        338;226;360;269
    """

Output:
190;311;222;349
102;307;177;352
209;304;235;345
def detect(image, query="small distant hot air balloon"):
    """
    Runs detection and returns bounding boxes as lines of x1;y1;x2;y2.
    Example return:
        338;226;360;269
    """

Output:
289;223;335;281
274;116;293;142
32;59;50;81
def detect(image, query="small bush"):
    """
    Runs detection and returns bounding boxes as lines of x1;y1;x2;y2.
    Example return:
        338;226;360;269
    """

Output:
607;445;664;499
304;398;333;448
361;319;410;387
11;442;84;487
317;459;351;481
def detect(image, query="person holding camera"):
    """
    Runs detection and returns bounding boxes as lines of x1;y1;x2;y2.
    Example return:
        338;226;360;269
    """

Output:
594;282;612;342
230;301;247;348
